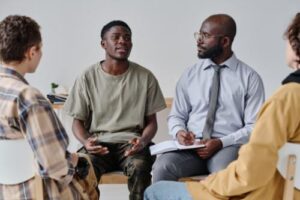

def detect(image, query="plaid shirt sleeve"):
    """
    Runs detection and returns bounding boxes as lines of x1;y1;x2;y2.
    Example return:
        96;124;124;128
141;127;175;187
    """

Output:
18;87;75;186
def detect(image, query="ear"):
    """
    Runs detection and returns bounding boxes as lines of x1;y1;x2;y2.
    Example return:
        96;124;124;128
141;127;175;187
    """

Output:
24;46;36;60
101;40;106;49
222;36;231;48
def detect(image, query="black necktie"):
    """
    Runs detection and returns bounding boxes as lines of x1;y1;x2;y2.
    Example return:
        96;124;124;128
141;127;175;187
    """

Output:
202;65;224;139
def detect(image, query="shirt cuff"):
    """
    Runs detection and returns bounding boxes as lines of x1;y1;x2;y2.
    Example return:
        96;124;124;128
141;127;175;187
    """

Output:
220;135;235;148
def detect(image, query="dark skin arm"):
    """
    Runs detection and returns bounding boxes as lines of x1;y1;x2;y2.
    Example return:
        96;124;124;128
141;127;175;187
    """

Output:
72;118;109;155
125;114;157;156
196;138;223;159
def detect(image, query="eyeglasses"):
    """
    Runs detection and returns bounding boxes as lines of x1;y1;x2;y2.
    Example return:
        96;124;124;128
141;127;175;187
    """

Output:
194;32;224;41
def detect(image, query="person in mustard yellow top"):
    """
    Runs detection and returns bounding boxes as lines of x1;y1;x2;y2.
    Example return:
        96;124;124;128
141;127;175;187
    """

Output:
144;12;300;200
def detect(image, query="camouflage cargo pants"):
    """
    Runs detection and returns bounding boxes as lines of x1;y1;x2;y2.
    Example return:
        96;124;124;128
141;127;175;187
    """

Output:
80;142;155;200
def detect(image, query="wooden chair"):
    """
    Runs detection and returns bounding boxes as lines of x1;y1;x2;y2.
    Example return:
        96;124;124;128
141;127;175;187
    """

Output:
99;171;128;184
178;175;208;182
277;142;300;200
0;139;43;199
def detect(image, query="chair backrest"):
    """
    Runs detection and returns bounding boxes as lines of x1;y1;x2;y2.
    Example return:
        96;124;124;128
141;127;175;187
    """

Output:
0;139;35;184
277;142;300;200
277;142;300;189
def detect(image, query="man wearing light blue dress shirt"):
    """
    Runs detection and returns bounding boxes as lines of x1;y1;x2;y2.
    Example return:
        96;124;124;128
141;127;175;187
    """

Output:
152;14;265;183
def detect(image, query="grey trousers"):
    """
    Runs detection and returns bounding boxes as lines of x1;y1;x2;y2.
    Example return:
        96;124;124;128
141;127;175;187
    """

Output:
152;144;240;183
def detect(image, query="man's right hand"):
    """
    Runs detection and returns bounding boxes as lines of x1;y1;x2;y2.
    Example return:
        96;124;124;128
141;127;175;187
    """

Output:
176;130;196;145
84;137;109;155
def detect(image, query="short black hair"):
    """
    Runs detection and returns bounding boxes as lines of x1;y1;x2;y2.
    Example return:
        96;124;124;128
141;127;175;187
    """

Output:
100;20;131;40
0;15;41;63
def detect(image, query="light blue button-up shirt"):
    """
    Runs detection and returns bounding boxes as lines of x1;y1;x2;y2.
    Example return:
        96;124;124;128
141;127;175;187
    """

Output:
168;54;265;147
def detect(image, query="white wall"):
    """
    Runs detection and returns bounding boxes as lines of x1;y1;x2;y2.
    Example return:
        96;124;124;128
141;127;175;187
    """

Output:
0;0;299;98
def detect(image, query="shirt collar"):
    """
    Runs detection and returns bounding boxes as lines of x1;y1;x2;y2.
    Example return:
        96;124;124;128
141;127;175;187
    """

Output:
202;53;238;71
0;67;29;84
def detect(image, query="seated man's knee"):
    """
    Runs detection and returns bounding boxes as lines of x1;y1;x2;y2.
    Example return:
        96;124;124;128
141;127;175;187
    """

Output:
125;159;152;177
207;157;231;173
152;156;178;182
207;146;239;173
153;157;172;173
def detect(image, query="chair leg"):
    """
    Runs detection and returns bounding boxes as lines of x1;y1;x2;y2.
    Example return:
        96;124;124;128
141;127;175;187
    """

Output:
35;174;44;200
282;155;296;200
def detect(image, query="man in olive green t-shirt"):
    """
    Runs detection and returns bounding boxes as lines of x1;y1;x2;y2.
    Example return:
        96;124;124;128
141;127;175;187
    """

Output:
64;20;166;200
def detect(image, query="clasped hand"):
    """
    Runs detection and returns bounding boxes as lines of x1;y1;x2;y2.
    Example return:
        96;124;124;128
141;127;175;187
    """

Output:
84;137;109;155
124;138;146;156
195;138;222;159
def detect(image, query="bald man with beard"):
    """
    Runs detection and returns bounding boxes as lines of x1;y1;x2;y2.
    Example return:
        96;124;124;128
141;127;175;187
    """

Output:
151;13;265;188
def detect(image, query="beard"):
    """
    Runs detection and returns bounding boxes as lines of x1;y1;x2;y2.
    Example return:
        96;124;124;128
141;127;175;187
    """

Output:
197;42;223;59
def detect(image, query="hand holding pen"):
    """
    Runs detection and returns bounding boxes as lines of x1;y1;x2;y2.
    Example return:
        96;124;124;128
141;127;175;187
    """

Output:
176;130;196;146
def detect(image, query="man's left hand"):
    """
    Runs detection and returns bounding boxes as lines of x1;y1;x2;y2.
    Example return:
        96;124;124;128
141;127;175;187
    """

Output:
124;138;146;156
195;139;223;159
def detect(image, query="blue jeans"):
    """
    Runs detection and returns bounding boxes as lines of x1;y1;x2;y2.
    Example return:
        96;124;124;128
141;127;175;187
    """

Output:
144;181;193;200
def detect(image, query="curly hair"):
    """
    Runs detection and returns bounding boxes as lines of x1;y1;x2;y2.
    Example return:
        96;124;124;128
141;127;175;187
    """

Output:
0;15;41;63
285;13;300;59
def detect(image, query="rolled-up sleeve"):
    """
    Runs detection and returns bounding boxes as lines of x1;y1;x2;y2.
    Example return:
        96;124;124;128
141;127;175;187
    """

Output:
63;75;90;121
145;73;166;116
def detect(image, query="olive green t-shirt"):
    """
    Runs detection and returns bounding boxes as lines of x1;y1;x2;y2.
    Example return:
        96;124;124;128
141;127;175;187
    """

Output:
63;61;166;143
